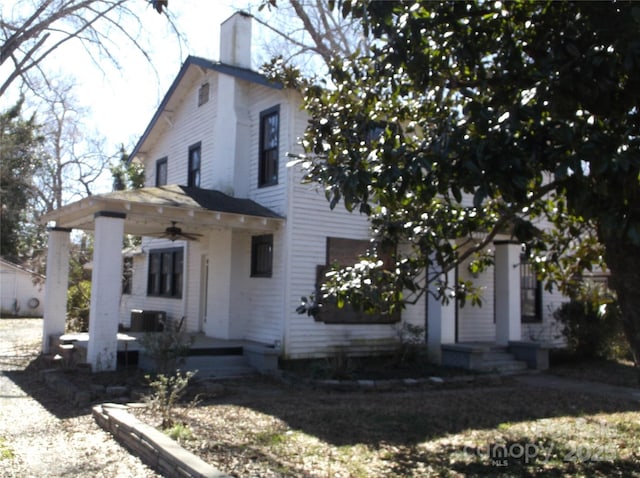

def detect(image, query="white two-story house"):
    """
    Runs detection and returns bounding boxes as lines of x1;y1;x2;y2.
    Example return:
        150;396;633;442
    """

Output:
41;12;564;372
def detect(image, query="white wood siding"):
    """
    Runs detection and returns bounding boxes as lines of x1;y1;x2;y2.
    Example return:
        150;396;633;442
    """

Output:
143;75;218;190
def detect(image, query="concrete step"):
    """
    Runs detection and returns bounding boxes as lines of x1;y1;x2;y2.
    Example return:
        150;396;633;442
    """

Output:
478;359;528;374
182;355;256;379
191;366;256;379
482;351;517;362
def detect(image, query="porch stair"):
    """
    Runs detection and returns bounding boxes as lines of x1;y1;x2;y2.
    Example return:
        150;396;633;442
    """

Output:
182;354;256;379
441;343;528;374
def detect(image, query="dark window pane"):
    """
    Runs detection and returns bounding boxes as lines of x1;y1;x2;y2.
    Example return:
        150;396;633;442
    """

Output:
259;107;279;187
251;235;273;277
188;144;201;187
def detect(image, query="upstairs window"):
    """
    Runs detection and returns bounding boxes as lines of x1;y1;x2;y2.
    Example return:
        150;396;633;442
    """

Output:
147;248;183;298
198;82;210;106
259;106;279;187
156;157;168;186
188;142;201;187
251;234;273;277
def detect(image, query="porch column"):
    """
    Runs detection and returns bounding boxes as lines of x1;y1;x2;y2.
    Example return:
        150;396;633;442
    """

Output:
427;267;457;363
86;212;125;371
42;227;72;353
494;240;522;345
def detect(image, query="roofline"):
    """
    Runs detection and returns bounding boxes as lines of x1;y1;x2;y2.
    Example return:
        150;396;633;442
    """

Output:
129;55;283;162
0;257;46;279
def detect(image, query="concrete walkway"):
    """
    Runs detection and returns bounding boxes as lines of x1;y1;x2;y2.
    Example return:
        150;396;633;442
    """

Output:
514;373;640;403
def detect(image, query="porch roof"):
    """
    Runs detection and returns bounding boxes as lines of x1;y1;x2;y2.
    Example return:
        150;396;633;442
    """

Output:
42;185;284;235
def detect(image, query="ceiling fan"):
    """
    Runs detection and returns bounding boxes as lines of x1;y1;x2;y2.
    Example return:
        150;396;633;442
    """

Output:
148;221;202;241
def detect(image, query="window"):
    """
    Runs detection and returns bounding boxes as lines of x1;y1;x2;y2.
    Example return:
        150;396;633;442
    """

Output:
521;255;542;323
122;257;133;295
258;106;279;187
188;143;201;187
315;237;399;324
198;82;209;106
156;157;168;186
251;234;273;277
147;248;183;298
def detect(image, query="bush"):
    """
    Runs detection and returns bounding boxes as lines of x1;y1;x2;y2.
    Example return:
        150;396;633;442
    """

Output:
145;370;195;429
554;300;629;360
138;316;194;374
67;280;91;331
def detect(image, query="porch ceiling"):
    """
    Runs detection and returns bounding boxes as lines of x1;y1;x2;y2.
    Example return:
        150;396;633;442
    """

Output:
41;185;284;235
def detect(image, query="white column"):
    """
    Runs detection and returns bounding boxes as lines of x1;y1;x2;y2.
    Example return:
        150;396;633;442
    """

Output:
86;212;125;371
427;267;457;363
494;241;522;345
42;227;71;353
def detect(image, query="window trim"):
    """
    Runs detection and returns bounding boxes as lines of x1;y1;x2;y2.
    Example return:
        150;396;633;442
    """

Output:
251;234;273;278
258;105;280;188
520;254;543;323
188;142;201;187
315;237;400;324
147;247;184;298
155;157;168;187
198;82;210;106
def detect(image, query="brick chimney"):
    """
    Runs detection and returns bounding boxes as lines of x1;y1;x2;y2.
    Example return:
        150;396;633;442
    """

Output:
219;11;252;69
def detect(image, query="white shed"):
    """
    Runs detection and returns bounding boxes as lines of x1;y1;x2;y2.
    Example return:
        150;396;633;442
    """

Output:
0;258;45;317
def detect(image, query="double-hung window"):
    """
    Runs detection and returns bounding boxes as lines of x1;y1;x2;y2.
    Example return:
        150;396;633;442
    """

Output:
156;157;168;186
188;142;201;187
258;106;279;187
251;234;273;277
147;248;183;298
521;255;543;323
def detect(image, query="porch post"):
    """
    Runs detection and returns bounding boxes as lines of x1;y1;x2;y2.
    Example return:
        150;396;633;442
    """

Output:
42;227;71;353
494;240;522;345
427;268;457;363
86;212;125;371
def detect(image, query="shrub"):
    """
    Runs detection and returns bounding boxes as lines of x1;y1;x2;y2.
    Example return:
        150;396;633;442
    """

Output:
145;370;195;429
67;280;91;332
392;322;426;366
138;316;194;374
554;300;629;360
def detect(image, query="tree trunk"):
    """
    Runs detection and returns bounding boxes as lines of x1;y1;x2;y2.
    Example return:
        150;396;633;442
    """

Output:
601;235;640;385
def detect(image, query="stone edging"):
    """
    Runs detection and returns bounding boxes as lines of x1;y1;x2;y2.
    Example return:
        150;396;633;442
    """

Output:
93;403;230;478
280;371;510;391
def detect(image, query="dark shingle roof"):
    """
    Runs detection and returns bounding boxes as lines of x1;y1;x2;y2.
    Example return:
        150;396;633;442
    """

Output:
104;185;282;219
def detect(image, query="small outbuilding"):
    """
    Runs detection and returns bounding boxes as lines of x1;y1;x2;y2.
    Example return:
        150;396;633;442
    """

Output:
0;258;45;317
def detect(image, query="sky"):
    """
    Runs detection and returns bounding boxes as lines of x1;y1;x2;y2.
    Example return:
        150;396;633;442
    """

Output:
2;0;270;194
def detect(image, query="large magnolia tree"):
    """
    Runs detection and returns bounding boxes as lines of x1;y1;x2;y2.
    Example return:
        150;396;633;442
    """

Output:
284;1;640;373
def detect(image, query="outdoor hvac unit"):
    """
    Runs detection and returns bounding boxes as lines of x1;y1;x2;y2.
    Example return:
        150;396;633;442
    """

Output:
130;309;166;332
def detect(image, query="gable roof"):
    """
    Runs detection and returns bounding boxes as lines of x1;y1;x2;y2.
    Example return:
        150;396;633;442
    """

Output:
129;55;283;162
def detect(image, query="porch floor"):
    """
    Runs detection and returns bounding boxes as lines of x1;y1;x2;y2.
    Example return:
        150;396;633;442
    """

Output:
58;332;246;354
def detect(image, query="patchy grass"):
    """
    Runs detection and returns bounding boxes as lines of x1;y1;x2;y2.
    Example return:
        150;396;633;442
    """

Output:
134;377;640;477
550;356;639;389
0;437;15;461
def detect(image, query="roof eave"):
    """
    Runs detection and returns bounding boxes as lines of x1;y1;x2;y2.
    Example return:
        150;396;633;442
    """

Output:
128;56;283;163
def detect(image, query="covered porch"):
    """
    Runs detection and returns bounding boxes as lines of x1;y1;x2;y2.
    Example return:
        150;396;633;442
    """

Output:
426;240;549;371
41;185;283;372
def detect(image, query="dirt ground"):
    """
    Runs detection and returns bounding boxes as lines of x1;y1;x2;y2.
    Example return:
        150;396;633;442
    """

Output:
0;318;160;478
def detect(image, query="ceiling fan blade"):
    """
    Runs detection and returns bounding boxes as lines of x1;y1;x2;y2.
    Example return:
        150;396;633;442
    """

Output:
179;232;201;241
